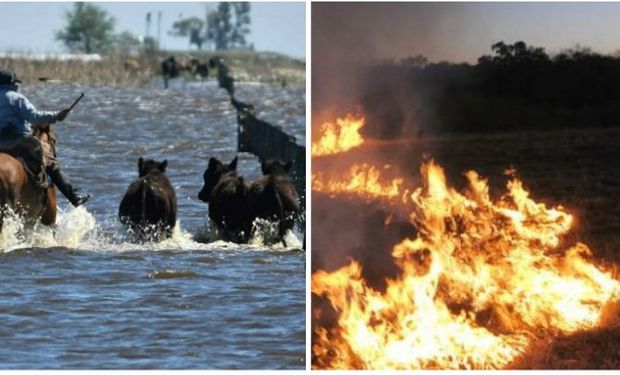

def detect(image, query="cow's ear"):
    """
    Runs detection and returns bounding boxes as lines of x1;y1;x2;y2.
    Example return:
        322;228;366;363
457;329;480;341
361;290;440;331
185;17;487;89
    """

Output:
208;157;220;169
160;159;168;172
138;157;144;171
228;156;238;171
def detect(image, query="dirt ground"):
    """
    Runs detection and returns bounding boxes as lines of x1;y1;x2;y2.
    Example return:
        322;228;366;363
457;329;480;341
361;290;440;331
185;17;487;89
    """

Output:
312;126;620;369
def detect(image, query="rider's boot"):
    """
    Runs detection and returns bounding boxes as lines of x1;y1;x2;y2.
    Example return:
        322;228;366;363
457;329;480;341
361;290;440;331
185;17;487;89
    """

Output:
47;168;91;207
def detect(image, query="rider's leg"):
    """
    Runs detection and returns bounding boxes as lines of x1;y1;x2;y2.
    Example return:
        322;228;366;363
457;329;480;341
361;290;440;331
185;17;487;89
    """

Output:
47;166;91;207
41;135;91;207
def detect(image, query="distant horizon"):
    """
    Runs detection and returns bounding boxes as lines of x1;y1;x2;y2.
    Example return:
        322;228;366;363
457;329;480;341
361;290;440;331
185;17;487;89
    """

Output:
0;48;305;61
313;2;620;65
358;41;616;66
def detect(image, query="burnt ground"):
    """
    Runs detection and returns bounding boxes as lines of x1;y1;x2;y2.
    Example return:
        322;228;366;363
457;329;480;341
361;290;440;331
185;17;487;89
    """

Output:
311;126;620;369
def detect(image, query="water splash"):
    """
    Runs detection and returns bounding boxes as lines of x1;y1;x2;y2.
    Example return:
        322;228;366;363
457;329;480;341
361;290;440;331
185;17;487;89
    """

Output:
0;207;303;254
249;218;303;249
0;208;27;251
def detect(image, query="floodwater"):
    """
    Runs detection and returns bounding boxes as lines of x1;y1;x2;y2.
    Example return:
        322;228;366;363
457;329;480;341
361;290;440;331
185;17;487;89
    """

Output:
0;78;306;369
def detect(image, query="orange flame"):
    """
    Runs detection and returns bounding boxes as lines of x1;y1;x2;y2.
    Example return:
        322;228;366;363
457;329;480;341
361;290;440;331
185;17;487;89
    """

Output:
312;115;365;156
312;160;620;369
312;163;405;200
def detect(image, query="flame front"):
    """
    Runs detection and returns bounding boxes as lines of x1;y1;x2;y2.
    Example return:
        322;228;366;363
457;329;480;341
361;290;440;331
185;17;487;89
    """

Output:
312;163;406;200
312;160;620;369
312;114;365;156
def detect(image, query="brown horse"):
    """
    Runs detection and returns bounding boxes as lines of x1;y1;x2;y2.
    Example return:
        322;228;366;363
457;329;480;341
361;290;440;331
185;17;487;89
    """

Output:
0;125;57;231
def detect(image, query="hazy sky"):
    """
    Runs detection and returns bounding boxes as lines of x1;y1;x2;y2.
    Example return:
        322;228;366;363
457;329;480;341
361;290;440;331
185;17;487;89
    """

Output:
313;2;620;64
0;2;305;58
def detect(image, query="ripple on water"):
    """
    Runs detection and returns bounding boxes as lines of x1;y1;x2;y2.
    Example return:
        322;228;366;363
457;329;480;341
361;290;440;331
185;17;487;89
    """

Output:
146;269;200;279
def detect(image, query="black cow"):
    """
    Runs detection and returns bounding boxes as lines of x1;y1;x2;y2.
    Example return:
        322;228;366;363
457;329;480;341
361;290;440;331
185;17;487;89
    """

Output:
198;156;252;242
161;56;182;89
249;158;300;246
189;58;209;79
119;157;177;241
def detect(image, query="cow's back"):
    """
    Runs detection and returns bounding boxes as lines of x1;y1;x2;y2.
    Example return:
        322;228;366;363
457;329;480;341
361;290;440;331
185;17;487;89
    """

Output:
119;171;177;237
209;175;252;237
250;175;299;219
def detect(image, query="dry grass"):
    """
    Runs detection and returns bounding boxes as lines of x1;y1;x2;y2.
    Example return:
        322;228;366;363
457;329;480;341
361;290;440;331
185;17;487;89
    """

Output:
0;56;157;86
166;49;306;86
505;301;620;369
424;127;620;264
314;126;620;263
0;50;305;87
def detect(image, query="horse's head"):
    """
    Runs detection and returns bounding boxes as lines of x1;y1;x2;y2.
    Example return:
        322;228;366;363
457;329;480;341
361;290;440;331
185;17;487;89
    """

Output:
32;124;56;155
261;158;292;176
32;123;55;144
198;156;238;203
138;157;167;177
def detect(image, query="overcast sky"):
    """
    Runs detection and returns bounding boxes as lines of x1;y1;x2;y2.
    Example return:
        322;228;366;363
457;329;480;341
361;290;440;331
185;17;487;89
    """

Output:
0;2;305;59
313;2;620;64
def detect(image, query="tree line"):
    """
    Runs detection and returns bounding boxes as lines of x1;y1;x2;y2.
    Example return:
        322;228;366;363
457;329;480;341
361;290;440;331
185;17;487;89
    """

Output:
55;2;251;55
360;41;620;138
170;2;251;50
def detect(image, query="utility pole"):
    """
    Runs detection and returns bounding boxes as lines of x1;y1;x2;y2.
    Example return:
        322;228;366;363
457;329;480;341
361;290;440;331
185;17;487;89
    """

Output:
157;12;162;49
205;3;215;51
145;12;152;38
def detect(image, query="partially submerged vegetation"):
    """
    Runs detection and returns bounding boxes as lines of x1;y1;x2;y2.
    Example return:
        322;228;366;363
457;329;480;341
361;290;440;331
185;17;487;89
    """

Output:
0;50;304;87
0;55;154;86
167;49;305;85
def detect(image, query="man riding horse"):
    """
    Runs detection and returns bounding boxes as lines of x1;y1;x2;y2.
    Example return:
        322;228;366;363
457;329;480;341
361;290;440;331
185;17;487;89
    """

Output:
0;68;91;207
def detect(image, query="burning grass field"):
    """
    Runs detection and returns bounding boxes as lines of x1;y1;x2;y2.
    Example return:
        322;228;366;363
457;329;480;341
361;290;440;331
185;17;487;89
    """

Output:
311;117;620;369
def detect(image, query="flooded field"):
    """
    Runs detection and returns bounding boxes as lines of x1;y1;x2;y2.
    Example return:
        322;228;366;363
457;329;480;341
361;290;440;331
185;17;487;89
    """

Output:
0;78;305;369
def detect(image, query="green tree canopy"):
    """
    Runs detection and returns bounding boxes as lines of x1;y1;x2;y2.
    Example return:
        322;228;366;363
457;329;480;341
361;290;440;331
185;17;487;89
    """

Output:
209;3;233;50
115;31;141;57
478;41;550;66
168;2;252;51
230;2;251;48
170;16;205;49
207;2;251;50
55;2;116;54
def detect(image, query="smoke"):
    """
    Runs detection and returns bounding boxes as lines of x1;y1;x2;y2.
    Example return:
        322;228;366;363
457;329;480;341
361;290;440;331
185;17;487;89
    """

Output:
311;194;413;289
311;3;462;283
310;4;473;298
312;3;467;139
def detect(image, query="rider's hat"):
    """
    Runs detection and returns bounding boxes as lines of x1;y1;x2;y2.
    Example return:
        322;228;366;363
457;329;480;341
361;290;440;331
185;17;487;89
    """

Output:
0;68;21;85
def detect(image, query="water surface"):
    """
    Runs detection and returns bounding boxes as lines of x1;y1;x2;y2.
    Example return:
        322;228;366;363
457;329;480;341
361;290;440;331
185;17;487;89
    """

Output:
0;78;306;369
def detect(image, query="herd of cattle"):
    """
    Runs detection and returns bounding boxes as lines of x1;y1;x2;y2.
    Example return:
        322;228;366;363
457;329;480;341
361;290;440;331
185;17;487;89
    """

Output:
118;155;300;246
160;55;212;89
123;55;218;89
121;56;299;245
